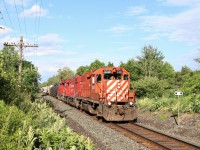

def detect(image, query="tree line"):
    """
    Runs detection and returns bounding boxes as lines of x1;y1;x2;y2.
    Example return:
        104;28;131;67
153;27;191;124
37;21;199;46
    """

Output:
43;45;200;99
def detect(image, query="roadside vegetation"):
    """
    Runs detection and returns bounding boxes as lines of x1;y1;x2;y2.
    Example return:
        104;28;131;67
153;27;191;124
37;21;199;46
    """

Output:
43;45;200;115
0;46;95;149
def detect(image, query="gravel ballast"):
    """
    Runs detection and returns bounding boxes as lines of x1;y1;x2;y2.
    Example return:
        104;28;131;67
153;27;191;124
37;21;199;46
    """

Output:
45;96;148;150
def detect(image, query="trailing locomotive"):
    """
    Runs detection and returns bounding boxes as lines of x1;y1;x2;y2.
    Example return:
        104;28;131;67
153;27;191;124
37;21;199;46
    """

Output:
49;67;137;121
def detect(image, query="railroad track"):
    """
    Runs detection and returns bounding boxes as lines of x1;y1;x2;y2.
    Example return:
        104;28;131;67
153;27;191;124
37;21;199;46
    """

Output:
45;95;200;150
106;123;200;150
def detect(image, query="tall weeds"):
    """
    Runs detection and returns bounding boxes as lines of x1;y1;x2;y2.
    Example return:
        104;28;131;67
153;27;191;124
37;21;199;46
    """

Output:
0;99;95;150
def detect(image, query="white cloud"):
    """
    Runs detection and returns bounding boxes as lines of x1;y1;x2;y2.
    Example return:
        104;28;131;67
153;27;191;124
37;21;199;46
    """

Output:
38;34;67;46
0;36;20;50
140;7;200;45
24;34;72;57
20;4;47;18
0;26;13;35
25;47;76;57
104;25;133;34
126;6;147;16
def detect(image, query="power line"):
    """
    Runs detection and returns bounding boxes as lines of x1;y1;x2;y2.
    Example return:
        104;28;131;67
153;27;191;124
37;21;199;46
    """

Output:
37;0;42;44
2;0;17;37
21;0;27;39
0;11;6;25
14;0;22;35
34;0;38;43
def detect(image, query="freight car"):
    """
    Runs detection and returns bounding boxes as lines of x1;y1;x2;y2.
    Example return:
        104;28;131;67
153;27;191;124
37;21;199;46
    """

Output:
50;67;137;121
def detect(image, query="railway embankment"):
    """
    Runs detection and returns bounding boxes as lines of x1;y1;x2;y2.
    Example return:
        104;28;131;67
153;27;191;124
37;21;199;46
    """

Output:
137;109;200;146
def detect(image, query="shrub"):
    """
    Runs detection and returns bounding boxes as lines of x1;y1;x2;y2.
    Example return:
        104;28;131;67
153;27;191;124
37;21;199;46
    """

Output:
138;94;200;114
0;100;95;150
133;77;168;98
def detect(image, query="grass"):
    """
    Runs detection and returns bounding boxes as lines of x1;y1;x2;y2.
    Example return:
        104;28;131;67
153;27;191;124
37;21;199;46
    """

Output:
137;94;200;114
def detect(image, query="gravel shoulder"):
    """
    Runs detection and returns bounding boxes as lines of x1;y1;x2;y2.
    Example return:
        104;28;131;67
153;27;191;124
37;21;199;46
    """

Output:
45;96;148;150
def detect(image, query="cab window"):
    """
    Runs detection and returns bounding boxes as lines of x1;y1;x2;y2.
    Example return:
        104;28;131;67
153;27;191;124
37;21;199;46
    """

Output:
124;74;129;80
104;74;112;80
96;74;101;83
104;74;122;80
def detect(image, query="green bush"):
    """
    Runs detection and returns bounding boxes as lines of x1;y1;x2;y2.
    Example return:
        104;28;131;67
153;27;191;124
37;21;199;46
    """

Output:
0;100;95;150
133;77;169;98
137;94;200;114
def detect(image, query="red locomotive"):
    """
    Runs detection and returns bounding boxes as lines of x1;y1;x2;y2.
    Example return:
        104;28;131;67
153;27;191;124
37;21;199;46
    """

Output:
55;67;137;121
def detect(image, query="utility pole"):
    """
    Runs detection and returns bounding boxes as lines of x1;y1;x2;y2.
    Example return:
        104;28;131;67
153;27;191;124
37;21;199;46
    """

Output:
4;36;38;83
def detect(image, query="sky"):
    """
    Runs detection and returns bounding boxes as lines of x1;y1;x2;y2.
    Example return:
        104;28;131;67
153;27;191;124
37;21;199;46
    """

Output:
0;0;200;82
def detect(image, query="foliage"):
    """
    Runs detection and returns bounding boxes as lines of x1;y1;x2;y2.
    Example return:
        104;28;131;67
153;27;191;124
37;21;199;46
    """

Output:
58;66;75;81
133;77;168;98
120;58;141;81
181;71;200;95
0;46;40;104
137;45;164;77
22;67;41;101
89;59;105;71
0;100;95;150
137;94;200;114
0;46;21;104
42;66;75;86
76;59;105;76
107;61;114;67
76;65;90;75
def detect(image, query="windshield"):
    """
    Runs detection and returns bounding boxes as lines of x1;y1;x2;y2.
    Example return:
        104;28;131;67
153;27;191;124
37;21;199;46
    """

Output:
104;74;122;80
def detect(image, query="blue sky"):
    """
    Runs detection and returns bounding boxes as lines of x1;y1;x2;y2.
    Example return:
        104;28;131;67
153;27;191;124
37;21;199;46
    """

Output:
0;0;200;82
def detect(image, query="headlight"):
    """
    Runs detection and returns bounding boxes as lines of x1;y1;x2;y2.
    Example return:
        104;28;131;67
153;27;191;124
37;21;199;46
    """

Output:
129;102;133;106
108;102;112;106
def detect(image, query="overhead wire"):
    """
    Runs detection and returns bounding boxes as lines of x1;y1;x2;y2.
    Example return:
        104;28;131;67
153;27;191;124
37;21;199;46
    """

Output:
37;0;42;44
21;0;27;39
14;0;22;35
0;11;8;27
34;0;38;43
2;0;17;38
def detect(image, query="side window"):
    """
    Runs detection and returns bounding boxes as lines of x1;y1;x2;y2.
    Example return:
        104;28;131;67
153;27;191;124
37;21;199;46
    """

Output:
96;74;101;83
124;74;128;80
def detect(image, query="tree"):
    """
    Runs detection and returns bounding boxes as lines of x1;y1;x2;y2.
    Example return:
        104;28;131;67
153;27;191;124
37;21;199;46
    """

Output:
158;62;175;85
194;58;200;64
76;65;90;75
0;46;19;103
45;75;60;86
133;77;168;98
21;67;40;100
57;66;75;81
107;61;114;67
137;45;164;78
120;59;141;81
89;59;105;71
0;46;40;104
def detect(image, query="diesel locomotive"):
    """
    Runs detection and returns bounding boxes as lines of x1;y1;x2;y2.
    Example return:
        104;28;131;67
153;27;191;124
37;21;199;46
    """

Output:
47;67;137;121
